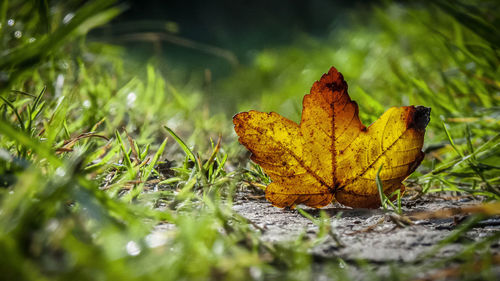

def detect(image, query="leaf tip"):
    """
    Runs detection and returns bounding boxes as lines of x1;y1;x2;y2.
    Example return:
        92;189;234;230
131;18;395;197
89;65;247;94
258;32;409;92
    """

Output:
409;106;431;131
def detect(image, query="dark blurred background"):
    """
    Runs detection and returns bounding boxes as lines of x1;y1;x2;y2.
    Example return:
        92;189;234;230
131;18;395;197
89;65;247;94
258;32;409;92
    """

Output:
96;0;375;78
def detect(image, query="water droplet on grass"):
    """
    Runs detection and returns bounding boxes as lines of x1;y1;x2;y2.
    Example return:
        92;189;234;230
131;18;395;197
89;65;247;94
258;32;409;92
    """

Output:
126;241;141;256
63;13;74;24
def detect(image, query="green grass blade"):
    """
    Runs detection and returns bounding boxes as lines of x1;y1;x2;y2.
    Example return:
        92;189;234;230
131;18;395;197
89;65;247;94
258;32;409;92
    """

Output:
0;119;61;166
115;130;133;170
163;125;196;164
376;164;386;210
441;120;464;158
141;137;167;182
0;96;25;131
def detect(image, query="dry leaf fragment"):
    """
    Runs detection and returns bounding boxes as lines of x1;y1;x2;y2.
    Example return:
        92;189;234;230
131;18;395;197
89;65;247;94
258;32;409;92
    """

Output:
233;67;430;208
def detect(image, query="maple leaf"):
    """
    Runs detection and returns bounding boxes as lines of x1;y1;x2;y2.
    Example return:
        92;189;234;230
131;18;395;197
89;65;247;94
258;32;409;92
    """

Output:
233;67;430;209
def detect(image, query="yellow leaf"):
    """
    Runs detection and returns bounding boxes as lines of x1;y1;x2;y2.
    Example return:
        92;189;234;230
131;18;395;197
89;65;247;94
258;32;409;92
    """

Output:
233;67;430;208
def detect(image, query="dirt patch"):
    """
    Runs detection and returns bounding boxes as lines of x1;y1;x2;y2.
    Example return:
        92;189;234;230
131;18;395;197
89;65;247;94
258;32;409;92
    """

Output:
151;193;500;279
233;194;500;278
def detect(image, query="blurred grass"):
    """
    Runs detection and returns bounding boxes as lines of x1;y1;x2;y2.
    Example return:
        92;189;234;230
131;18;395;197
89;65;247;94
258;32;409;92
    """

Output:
0;0;499;280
